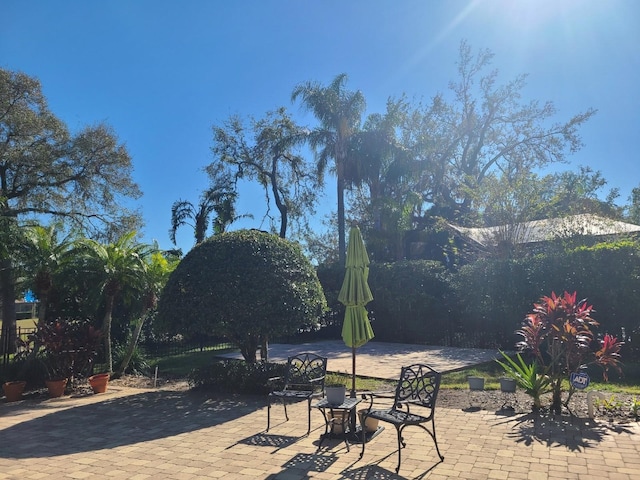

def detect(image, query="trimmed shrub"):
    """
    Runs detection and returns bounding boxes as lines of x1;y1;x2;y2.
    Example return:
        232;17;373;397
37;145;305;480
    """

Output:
157;230;327;362
188;359;287;394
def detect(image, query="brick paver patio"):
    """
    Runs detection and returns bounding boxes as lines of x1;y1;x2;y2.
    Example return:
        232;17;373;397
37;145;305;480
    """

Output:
1;344;639;479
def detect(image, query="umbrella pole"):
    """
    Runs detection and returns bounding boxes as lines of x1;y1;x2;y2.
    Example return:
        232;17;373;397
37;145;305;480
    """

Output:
351;345;356;398
351;314;357;398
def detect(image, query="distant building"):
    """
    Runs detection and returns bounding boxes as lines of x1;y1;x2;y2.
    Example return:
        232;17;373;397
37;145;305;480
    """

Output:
0;301;39;322
449;214;640;249
449;214;640;255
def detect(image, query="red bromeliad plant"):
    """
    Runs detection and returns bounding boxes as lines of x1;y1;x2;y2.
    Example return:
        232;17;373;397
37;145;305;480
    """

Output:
516;291;623;414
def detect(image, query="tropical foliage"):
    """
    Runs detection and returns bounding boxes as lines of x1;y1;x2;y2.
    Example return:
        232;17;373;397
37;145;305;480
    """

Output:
515;291;623;414
70;232;156;373
33;317;103;381
0;67;141;353
496;351;551;410
292;73;366;263
170;186;242;247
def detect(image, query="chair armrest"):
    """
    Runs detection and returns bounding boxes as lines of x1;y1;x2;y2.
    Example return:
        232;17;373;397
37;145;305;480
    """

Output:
361;389;396;410
361;389;395;399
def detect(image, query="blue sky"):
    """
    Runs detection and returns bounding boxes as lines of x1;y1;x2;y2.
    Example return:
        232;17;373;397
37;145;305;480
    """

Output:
3;0;639;254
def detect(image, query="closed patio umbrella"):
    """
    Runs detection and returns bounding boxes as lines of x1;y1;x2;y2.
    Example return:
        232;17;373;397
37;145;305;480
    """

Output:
338;225;374;398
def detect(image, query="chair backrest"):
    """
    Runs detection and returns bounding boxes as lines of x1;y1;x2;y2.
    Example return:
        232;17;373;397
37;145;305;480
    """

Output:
393;363;441;410
283;352;327;393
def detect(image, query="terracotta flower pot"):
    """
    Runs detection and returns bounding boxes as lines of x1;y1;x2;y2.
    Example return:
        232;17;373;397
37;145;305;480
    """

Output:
3;381;26;402
88;373;110;394
358;409;380;433
329;410;350;434
46;378;68;398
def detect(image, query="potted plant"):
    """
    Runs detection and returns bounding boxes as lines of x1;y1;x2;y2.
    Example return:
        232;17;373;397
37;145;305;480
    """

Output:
467;376;485;391
40;351;71;398
329;409;350;434
44;376;68;398
3;380;27;402
358;409;379;433
2;346;30;402
88;372;110;393
35;317;103;397
325;383;346;405
499;377;517;393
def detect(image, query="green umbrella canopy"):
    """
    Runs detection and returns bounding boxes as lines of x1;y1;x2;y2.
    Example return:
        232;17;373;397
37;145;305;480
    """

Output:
338;225;374;370
338;226;373;307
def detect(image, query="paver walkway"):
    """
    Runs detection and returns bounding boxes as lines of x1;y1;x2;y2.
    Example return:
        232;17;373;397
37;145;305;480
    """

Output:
0;343;638;479
219;340;503;379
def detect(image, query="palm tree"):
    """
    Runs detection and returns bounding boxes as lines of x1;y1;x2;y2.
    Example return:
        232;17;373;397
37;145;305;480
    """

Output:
292;73;365;264
170;189;241;246
169;193;216;246
74;232;152;373
19;224;75;326
115;249;175;377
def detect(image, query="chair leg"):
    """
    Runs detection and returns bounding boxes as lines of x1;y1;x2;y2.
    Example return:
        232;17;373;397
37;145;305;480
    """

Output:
395;426;403;473
267;398;271;432
306;398;311;434
360;414;368;458
283;399;289;421
431;417;444;461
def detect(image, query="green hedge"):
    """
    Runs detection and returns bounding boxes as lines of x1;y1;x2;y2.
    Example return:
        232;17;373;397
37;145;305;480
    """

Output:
317;240;640;353
318;260;450;345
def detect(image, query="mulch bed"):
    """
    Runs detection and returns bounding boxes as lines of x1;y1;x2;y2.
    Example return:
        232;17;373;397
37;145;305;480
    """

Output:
437;387;640;424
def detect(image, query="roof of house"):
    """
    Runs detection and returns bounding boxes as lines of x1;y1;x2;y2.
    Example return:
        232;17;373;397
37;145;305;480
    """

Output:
449;214;640;247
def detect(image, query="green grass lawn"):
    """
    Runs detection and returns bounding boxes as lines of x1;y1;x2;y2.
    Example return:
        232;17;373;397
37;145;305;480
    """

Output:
147;347;235;378
0;319;38;330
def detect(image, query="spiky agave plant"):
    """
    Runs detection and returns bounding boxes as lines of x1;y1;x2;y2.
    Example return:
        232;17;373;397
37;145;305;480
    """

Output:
496;351;551;410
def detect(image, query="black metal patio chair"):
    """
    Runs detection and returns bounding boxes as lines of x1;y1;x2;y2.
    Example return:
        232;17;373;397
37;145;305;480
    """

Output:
359;363;444;473
266;352;327;434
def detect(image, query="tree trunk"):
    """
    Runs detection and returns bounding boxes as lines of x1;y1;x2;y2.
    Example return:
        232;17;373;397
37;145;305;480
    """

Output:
115;315;146;378
551;379;563;415
0;258;17;357
102;296;115;373
337;170;346;265
240;337;259;363
260;335;269;363
36;292;47;326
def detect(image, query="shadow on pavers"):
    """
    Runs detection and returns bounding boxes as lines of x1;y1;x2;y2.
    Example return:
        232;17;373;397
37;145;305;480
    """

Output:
499;412;636;452
234;432;301;451
0;390;262;458
265;452;339;478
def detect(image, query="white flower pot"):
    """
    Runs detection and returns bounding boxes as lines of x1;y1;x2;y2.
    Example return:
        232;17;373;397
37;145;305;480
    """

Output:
325;385;346;405
467;376;485;391
499;377;517;393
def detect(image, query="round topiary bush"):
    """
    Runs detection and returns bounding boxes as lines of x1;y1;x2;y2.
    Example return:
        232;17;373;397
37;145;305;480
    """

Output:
157;229;327;362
